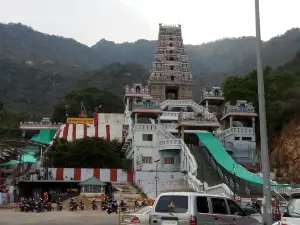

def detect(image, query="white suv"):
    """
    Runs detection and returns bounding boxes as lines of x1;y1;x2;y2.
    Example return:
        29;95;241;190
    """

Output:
150;192;260;225
278;198;300;225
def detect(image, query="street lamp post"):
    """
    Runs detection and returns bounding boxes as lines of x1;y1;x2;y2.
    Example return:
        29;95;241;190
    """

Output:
232;165;236;200
154;159;160;198
181;170;188;190
255;0;272;224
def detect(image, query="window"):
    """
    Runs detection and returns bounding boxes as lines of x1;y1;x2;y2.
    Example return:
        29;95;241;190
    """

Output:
155;195;188;213
242;137;252;141
81;185;103;193
142;156;152;164
170;43;173;47
211;198;228;214
227;199;243;215
196;197;209;213
170;66;174;70
164;157;174;164
234;137;240;140
171;76;174;81
142;134;153;141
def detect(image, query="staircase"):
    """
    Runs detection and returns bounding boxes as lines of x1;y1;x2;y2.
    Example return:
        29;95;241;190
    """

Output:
189;146;223;187
112;182;142;208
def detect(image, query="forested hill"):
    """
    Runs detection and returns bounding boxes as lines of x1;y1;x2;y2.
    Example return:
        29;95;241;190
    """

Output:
1;22;300;86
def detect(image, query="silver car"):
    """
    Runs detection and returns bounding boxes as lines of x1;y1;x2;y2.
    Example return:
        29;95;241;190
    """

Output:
150;192;260;225
121;206;152;224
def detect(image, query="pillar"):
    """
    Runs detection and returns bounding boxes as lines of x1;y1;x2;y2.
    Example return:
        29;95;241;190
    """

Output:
252;117;255;129
181;126;185;140
206;100;208;108
158;114;160;124
135;113;137;124
230;116;233;128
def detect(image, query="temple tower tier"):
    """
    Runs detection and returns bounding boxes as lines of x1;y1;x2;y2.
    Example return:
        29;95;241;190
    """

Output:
148;24;193;103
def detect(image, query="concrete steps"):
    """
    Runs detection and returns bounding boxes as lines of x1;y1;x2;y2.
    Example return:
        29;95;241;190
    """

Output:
112;182;142;207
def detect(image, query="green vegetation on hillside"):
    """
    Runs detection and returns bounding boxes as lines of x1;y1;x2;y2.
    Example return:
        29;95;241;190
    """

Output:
222;66;300;136
51;87;124;122
1;23;300;111
48;137;125;168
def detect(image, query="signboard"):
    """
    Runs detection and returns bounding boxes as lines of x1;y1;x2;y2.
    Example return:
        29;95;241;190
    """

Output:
67;117;94;124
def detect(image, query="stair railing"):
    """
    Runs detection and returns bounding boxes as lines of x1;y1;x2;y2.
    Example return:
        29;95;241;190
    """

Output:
271;189;288;204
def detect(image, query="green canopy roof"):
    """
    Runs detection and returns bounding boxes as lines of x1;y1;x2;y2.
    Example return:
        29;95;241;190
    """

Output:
0;159;19;166
30;129;58;145
19;154;36;163
79;177;106;186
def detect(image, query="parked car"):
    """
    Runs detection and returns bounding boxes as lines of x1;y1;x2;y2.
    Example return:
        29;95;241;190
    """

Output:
277;193;300;225
150;192;260;225
121;206;152;224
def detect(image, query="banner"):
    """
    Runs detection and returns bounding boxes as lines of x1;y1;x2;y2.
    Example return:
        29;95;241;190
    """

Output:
67;118;94;124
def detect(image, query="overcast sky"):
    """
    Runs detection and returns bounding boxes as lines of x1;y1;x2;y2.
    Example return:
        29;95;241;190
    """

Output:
0;0;299;46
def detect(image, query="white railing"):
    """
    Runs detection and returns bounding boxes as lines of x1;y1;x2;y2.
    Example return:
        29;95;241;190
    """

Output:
231;127;255;134
161;123;178;130
215;127;255;140
158;139;181;151
179;140;206;192
134;124;158;131
160;100;205;113
203;147;234;197
158;124;177;140
206;184;232;197
271;185;292;196
271;189;288;203
160;100;218;122
161;111;194;118
215;128;233;140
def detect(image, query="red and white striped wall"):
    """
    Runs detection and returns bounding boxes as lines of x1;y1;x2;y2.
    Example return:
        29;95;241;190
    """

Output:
54;113;124;142
47;168;134;182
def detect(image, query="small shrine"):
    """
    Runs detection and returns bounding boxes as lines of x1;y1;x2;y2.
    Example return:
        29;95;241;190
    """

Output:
131;99;162;124
221;100;258;129
177;110;220;139
199;87;224;108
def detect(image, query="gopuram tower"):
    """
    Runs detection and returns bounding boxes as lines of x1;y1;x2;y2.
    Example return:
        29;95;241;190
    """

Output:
148;24;193;103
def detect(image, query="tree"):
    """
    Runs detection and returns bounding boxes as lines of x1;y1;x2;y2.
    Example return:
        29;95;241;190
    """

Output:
221;68;300;135
51;87;124;122
48;137;125;168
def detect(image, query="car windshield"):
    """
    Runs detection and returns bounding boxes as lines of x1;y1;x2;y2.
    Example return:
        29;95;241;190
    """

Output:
155;195;188;213
287;199;300;217
134;206;151;214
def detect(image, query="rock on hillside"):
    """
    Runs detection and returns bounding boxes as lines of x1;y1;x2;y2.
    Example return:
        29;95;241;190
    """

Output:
271;119;300;183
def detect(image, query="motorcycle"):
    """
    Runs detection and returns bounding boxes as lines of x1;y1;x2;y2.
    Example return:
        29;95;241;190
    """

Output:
91;200;98;210
120;200;127;212
69;202;78;211
79;201;84;210
101;201;107;211
107;201;118;214
57;201;63;211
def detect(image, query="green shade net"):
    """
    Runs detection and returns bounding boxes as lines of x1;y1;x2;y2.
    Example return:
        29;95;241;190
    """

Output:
0;160;19;166
196;132;290;187
30;128;58;145
19;154;36;163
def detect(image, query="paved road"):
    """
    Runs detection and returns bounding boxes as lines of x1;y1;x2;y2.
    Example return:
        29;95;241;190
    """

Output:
0;210;120;225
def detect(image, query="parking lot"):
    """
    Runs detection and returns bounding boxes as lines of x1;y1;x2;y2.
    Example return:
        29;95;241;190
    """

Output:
0;209;119;225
